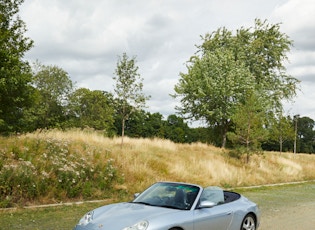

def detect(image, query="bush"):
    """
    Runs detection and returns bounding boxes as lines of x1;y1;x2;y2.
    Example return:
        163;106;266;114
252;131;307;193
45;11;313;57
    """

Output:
228;146;263;163
0;137;122;207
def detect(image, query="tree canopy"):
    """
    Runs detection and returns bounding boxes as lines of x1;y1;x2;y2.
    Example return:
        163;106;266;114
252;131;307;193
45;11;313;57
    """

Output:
174;19;300;148
296;116;315;153
0;0;34;133
67;88;115;134
31;62;73;129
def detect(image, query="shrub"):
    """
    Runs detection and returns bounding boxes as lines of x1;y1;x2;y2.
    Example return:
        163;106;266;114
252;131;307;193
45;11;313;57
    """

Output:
0;137;122;207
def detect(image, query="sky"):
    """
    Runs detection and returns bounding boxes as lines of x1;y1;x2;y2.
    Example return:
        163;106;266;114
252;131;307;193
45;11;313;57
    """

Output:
20;0;315;125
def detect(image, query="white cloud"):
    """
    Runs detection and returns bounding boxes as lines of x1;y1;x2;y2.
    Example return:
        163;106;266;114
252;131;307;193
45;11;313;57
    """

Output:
270;0;315;121
20;0;315;121
272;0;315;31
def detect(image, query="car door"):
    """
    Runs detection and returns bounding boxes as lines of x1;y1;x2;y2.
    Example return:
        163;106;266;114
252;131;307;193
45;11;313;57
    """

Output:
192;186;233;230
193;204;233;230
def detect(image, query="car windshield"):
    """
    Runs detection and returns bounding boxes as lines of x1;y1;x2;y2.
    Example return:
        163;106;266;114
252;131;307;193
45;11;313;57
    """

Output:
132;182;200;210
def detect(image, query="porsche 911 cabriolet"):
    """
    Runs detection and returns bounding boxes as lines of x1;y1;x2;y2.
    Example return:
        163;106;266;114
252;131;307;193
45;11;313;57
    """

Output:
73;181;260;230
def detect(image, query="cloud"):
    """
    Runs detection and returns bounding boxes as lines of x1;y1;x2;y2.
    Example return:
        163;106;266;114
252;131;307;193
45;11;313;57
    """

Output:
270;0;315;119
20;0;315;122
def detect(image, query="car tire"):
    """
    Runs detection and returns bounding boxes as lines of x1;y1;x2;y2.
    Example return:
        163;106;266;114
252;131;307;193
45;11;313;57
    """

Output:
240;214;256;230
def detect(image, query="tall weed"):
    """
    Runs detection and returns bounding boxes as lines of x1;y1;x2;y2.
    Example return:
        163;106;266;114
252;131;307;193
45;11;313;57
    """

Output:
0;135;122;207
1;129;315;207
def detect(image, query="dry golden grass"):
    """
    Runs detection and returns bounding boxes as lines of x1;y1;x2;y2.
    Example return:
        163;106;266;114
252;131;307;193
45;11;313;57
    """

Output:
25;129;315;193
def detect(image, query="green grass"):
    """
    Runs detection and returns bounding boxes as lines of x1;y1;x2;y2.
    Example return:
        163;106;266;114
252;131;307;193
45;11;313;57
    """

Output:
0;200;113;230
235;181;315;224
0;182;314;230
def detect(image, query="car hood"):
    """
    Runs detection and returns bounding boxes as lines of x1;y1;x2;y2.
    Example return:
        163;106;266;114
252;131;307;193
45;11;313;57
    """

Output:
79;202;182;230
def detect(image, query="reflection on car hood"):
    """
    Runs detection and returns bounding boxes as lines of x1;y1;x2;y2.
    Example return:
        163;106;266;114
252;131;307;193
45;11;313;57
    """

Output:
87;202;181;229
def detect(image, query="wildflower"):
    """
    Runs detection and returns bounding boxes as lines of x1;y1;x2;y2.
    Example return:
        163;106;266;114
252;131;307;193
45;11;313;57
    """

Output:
41;171;49;178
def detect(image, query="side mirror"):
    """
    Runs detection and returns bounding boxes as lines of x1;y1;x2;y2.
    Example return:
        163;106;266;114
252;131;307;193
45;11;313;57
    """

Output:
198;200;216;208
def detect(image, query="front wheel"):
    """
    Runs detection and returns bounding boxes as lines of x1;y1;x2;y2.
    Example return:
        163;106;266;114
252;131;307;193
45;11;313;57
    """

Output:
240;214;256;230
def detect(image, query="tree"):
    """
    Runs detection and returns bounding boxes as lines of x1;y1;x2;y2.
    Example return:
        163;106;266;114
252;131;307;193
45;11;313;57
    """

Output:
31;62;73;129
67;88;115;134
124;111;164;138
145;112;164;138
174;48;254;147
113;53;150;146
296;116;315;153
227;92;268;162
164;114;191;143
201;19;299;103
268;114;295;153
0;0;34;134
174;19;299;148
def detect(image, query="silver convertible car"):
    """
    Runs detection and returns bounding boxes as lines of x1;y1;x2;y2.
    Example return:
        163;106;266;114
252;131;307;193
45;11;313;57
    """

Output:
73;182;260;230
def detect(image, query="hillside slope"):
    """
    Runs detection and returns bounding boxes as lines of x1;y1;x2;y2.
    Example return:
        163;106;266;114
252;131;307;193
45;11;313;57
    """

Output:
1;129;314;206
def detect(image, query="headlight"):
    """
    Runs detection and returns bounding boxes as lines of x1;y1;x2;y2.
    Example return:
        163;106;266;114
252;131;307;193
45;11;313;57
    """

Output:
122;220;149;230
78;211;94;226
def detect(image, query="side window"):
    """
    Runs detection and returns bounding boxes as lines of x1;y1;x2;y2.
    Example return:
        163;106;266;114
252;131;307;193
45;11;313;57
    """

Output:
200;186;224;205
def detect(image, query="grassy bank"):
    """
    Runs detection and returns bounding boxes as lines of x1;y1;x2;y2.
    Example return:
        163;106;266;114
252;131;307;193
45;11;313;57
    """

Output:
1;129;315;207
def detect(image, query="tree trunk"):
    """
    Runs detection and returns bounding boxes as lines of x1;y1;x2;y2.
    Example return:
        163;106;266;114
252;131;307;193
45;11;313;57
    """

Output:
222;132;227;148
121;118;125;148
221;123;228;148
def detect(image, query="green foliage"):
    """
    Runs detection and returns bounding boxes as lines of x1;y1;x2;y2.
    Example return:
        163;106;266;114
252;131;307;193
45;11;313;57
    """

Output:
227;92;268;162
267;114;295;153
0;137;122;207
174;47;253;147
296;116;315;153
227;147;263;161
123;110;161;138
163;115;191;143
200;19;299;102
174;19;299;148
30;62;74;129
0;0;34;134
228;92;268;147
122;112;199;143
113;53;150;145
67;88;115;135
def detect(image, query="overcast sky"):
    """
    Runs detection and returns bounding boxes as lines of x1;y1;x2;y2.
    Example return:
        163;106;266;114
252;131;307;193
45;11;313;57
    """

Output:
20;0;315;125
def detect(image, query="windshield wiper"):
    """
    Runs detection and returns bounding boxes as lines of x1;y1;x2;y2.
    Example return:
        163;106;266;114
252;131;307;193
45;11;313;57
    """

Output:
131;201;152;206
131;202;184;210
158;205;183;210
